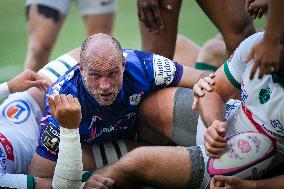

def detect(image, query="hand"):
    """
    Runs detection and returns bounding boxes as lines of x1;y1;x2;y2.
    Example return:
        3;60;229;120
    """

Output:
210;175;254;189
245;37;283;79
84;174;115;189
7;69;50;93
47;94;82;129
137;0;172;33
204;120;227;158
192;73;215;110
245;0;268;19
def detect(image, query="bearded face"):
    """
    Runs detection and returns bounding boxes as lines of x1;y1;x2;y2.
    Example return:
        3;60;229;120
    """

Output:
83;69;123;106
81;63;124;106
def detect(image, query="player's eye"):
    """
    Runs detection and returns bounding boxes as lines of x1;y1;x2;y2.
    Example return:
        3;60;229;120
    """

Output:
109;71;118;78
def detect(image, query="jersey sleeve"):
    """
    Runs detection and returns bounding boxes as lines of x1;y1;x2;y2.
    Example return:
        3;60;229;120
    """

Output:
224;32;264;89
36;98;60;162
151;54;183;87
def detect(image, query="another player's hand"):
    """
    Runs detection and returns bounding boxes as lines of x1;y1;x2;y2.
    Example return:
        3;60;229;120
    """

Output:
210;175;254;189
84;174;115;189
47;94;82;129
192;73;215;111
7;69;50;93
245;37;283;79
204;120;227;159
245;0;268;19
137;0;172;33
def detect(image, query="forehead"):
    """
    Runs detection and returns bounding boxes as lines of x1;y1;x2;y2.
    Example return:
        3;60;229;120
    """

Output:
82;43;122;72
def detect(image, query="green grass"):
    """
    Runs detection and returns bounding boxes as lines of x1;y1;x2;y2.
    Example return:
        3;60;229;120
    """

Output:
0;1;265;82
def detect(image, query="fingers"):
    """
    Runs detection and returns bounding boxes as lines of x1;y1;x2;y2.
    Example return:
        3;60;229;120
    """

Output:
204;121;227;158
47;95;56;116
216;121;227;137
200;78;214;91
159;1;172;11
26;80;49;91
86;174;115;189
193;84;205;97
191;96;199;111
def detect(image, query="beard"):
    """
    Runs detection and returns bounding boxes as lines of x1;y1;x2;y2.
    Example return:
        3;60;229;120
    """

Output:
83;76;123;106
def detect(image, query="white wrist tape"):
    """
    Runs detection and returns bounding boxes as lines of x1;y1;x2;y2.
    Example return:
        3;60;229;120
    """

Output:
52;127;83;189
0;173;27;189
0;82;10;99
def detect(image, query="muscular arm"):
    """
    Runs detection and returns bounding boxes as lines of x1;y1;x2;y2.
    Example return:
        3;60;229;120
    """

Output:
198;65;239;127
177;66;209;88
211;174;284;189
265;0;284;42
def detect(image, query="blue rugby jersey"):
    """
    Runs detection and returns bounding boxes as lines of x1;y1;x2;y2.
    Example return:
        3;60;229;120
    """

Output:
36;49;183;161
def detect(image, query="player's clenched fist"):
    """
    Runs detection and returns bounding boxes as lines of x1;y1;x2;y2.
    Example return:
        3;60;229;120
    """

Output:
47;94;82;129
204;120;228;159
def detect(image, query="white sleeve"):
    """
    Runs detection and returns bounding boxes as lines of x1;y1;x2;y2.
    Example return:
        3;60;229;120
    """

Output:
0;82;10;100
0;174;28;189
224;32;265;89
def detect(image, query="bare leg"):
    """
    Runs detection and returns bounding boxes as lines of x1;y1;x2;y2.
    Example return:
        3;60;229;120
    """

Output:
197;0;255;54
96;146;192;189
24;5;65;71
82;13;115;36
196;34;227;69
139;0;182;59
173;34;200;68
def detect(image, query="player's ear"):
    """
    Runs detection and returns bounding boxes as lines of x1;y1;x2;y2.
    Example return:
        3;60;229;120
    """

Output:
78;61;83;72
122;57;126;68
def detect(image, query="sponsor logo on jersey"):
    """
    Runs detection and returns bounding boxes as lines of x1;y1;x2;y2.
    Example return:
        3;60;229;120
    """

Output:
89;115;103;129
270;119;284;133
52;80;65;95
0;132;14;161
65;70;74;81
2;100;31;124
259;86;271;104
153;55;176;85
125;112;135;119
129;93;142;106
42;122;60;152
0;148;7;170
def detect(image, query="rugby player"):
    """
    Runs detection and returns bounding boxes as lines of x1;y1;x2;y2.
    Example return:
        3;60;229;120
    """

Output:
81;32;284;189
0;52;144;188
25;0;117;71
27;33;217;188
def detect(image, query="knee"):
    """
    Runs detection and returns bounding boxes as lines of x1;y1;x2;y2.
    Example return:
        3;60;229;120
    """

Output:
29;37;54;58
197;37;226;68
116;147;153;177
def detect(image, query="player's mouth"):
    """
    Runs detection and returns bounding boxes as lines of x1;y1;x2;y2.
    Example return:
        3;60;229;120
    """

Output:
100;92;113;99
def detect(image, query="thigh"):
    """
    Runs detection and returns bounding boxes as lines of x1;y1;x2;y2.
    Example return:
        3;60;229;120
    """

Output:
197;0;255;53
26;4;65;44
82;13;115;36
139;0;182;59
78;0;117;35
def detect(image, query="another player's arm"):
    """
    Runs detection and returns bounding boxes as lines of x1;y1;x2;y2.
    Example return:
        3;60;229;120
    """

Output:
177;65;211;88
198;65;239;127
211;174;284;189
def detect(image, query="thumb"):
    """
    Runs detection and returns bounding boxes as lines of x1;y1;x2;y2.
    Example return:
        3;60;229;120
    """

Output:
26;80;49;89
160;1;172;10
217;122;227;138
191;96;199;111
47;95;56;116
244;46;255;64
